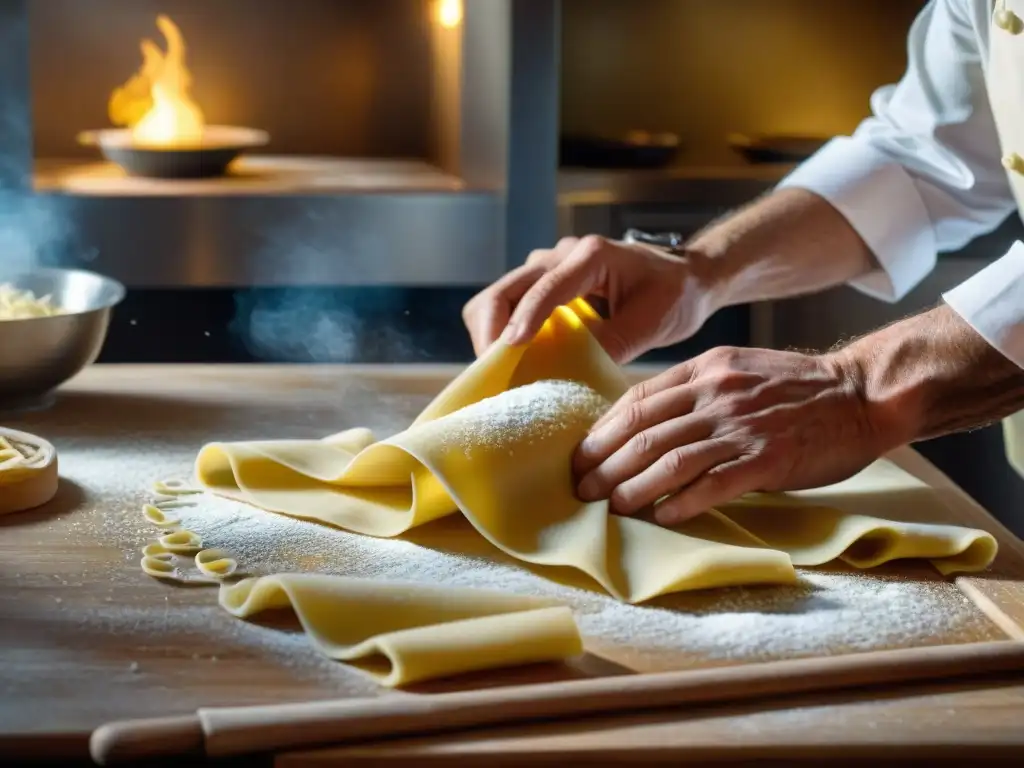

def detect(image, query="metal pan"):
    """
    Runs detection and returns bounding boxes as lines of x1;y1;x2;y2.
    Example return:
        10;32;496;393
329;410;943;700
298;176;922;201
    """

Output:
728;133;827;164
78;126;270;179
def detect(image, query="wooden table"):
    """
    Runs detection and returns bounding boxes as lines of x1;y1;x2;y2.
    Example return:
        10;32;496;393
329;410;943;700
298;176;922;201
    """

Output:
278;681;1024;766
3;364;1024;766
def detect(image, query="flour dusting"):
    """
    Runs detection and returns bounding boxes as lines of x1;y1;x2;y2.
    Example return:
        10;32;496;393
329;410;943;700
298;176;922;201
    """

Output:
427;380;609;456
168;492;999;669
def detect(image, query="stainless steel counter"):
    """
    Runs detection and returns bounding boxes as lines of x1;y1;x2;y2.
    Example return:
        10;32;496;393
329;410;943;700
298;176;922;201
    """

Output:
24;188;506;288
11;162;793;289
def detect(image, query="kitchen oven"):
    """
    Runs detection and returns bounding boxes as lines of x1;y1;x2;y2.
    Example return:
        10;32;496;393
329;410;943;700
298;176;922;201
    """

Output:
1;0;559;362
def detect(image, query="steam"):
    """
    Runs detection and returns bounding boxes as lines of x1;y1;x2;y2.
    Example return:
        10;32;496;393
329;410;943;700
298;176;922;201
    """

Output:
0;191;87;276
228;202;425;364
231;288;423;364
232;289;361;363
0;14;84;276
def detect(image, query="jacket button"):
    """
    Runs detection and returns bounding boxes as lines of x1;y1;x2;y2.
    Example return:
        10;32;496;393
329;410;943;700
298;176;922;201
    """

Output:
1002;153;1024;174
996;7;1024;34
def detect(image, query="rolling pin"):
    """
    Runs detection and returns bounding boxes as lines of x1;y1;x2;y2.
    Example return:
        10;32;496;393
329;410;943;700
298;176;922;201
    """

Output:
91;639;1024;764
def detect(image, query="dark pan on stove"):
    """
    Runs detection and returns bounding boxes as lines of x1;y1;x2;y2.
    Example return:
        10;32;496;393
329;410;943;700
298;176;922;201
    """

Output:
78;126;270;179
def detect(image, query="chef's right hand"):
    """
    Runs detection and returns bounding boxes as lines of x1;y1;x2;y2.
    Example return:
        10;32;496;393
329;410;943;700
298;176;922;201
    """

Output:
462;235;720;364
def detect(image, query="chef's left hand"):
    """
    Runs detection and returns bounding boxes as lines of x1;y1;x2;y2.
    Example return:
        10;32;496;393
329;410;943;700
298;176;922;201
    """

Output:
573;346;885;525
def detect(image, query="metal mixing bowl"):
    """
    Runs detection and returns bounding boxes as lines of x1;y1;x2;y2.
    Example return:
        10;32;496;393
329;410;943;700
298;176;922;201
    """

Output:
0;268;126;407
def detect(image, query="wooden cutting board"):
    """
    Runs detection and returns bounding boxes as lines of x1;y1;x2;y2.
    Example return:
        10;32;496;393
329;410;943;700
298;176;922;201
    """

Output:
2;364;1024;761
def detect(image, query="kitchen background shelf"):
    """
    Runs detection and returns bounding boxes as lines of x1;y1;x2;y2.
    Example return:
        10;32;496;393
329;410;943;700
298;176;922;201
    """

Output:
33;157;472;197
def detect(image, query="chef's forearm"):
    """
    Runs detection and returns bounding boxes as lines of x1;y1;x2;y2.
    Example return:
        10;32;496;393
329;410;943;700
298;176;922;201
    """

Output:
831;304;1024;449
690;187;879;312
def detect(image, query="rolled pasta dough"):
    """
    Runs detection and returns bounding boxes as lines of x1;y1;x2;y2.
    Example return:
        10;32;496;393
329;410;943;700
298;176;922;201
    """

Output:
196;548;239;578
195;299;997;604
0;427;58;516
219;573;583;687
158;529;203;553
142;503;180;528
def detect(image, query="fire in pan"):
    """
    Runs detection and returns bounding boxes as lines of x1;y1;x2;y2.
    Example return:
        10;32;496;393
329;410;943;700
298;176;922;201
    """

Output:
78;15;269;179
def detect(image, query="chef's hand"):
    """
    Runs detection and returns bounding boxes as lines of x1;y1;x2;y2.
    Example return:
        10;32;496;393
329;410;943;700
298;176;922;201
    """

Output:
462;236;719;364
573;346;885;524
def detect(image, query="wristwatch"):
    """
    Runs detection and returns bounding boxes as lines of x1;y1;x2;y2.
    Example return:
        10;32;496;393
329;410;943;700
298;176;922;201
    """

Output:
623;228;687;255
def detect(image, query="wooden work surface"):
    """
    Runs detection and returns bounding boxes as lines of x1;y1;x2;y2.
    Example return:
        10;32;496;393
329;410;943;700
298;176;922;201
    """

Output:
3;364;1024;763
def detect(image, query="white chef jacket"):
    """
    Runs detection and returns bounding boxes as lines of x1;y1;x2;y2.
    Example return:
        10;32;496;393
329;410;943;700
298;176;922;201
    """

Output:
778;0;1024;370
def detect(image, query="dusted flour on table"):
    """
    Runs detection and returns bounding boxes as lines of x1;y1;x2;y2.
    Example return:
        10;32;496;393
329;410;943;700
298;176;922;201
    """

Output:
45;374;999;677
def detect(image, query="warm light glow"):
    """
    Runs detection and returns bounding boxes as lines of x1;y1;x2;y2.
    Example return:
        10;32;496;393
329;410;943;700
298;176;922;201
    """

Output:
437;0;463;29
108;15;206;147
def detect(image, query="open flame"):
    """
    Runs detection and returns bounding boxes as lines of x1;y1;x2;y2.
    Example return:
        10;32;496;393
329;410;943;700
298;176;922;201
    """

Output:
437;0;463;28
108;15;206;147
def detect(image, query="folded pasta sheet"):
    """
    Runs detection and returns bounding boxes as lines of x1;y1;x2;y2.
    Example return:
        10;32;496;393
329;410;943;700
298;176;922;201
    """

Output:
197;298;997;608
219;574;582;687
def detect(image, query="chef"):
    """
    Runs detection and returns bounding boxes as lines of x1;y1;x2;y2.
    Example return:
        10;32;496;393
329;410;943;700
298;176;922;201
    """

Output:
462;0;1024;526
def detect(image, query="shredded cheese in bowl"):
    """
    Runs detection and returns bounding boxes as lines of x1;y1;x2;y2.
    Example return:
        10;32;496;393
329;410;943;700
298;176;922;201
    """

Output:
0;283;66;320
